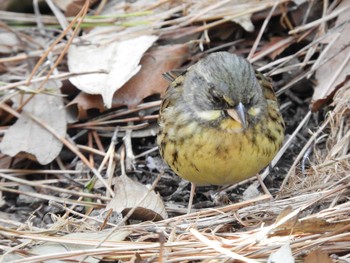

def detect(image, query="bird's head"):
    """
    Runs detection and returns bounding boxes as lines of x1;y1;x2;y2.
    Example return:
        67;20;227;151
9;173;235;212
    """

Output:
182;52;267;129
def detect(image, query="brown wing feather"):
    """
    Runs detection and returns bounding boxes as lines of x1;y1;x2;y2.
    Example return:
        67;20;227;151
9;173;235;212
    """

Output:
256;70;286;130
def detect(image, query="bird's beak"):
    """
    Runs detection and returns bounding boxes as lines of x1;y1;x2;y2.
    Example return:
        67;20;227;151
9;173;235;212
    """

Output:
226;102;247;129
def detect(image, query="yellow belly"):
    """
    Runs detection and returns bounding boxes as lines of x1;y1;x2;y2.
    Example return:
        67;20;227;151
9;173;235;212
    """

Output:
158;115;283;186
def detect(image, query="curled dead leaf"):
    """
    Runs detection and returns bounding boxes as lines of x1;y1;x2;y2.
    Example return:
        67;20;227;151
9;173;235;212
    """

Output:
67;44;190;120
106;174;168;221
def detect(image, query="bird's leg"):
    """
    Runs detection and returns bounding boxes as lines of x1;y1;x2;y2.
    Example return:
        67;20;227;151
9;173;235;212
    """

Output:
187;182;196;214
256;173;273;199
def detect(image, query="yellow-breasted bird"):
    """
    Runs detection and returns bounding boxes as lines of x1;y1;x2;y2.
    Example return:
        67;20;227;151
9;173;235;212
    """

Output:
157;52;285;212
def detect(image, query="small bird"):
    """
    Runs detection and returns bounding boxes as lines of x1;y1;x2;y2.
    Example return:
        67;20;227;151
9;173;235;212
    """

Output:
157;52;285;212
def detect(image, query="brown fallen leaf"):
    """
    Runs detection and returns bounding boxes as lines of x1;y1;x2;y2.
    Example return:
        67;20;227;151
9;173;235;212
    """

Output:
271;216;350;236
67;92;105;120
68;35;158;108
112;43;190;107
67;44;190;120
311;0;350;111
106;174;168;221
304;249;335;263
0;81;66;165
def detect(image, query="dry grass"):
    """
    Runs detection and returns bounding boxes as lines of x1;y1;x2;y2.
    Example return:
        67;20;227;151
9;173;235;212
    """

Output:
1;0;350;262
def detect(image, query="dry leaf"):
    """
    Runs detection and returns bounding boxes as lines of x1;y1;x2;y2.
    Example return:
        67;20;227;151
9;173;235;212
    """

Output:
0;229;130;263
312;0;350;111
112;44;190;107
267;242;294;263
68;35;158;109
66;92;105;120
0;81;66;165
272;217;350;236
304;249;334;263
106;174;168;221
67;44;190;119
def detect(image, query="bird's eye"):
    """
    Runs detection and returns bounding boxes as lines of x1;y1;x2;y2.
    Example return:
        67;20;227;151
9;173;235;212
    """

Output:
208;84;223;104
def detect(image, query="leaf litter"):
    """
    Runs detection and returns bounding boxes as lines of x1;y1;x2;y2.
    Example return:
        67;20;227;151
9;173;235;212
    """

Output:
0;81;66;165
1;0;350;262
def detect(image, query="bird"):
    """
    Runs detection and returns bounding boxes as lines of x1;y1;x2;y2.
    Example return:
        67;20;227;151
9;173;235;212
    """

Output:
157;52;285;213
